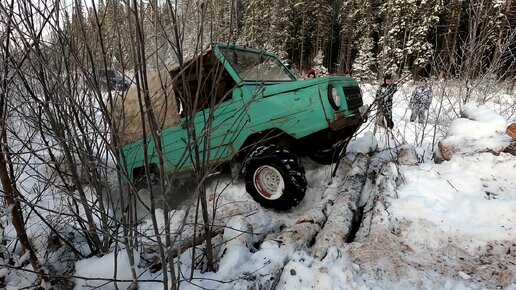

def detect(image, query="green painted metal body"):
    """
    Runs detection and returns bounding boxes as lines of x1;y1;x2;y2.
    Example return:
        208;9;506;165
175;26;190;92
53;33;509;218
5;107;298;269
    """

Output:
120;43;363;179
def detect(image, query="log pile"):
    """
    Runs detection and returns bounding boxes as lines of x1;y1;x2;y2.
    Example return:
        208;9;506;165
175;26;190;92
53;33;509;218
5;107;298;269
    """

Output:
311;154;369;259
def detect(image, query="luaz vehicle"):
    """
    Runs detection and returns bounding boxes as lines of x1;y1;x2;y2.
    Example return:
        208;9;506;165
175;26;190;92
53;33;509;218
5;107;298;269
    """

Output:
119;43;364;211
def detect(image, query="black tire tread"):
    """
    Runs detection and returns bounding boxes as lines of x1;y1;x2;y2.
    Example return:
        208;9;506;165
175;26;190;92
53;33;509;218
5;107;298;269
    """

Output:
242;145;307;211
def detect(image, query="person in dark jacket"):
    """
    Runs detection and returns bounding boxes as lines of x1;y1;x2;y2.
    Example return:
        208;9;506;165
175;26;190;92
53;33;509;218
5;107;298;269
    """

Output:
409;78;432;123
375;74;397;129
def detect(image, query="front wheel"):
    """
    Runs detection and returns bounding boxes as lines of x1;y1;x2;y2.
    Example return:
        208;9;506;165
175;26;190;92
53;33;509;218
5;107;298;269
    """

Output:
309;142;346;165
242;145;307;211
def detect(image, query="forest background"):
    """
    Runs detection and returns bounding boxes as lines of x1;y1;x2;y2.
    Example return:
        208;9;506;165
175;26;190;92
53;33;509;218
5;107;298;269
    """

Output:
62;0;516;82
1;0;516;288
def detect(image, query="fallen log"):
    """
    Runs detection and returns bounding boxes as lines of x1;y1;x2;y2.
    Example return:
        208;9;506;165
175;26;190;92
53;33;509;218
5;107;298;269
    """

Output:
354;161;399;242
504;123;516;155
311;153;369;259
268;201;331;250
238;155;369;287
247;161;357;288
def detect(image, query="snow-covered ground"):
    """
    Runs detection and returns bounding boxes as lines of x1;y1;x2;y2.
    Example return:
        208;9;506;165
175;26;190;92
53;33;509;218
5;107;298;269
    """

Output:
2;80;516;290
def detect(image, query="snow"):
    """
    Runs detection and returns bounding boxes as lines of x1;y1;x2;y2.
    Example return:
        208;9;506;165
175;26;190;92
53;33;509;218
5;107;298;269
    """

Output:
276;249;368;290
393;153;516;250
2;80;516;290
74;250;141;290
439;103;512;157
217;216;253;275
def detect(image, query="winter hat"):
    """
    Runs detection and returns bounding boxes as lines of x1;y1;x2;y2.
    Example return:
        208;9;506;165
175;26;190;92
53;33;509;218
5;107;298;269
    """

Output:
420;77;428;82
307;69;316;77
383;74;392;82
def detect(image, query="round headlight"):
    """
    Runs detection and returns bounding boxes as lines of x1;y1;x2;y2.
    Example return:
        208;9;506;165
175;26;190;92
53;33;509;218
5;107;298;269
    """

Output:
329;87;341;110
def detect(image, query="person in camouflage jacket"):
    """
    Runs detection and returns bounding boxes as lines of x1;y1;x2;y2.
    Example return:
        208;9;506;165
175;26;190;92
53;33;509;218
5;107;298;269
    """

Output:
409;78;432;123
375;75;397;129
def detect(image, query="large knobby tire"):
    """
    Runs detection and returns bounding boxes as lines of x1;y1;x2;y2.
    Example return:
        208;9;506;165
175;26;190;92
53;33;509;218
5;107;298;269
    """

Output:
309;142;346;165
242;145;307;211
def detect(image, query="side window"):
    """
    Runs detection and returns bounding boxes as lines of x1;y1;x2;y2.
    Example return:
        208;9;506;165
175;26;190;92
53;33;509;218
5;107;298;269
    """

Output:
210;69;236;107
172;70;208;117
174;64;236;117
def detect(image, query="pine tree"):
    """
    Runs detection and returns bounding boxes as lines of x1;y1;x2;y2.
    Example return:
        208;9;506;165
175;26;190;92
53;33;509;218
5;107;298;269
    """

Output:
312;0;334;54
352;36;376;80
240;0;273;48
290;1;321;69
377;0;413;76
435;0;463;78
208;0;242;43
312;50;329;76
268;0;295;61
339;0;377;79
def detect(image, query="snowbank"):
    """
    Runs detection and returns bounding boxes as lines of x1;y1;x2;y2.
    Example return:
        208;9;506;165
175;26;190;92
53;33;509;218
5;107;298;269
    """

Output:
74;250;143;290
394;153;516;250
394;105;516;251
435;104;512;161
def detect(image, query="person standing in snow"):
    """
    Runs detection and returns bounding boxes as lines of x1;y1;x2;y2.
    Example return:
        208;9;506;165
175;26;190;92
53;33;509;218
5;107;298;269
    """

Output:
409;77;432;123
375;74;397;129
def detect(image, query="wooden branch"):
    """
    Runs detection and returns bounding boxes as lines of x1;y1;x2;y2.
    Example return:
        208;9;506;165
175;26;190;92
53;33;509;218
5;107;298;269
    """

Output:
0;135;49;285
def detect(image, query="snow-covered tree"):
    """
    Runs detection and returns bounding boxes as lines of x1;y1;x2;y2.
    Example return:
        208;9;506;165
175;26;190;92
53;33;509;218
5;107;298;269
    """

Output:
240;0;273;48
377;0;413;76
312;49;329;76
268;0;295;61
377;0;441;77
208;0;242;42
352;36;376;80
460;0;508;79
312;0;334;54
405;0;442;76
290;1;315;69
339;0;377;78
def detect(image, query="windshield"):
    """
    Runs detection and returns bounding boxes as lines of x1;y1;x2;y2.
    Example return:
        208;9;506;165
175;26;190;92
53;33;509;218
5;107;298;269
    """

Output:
220;48;296;82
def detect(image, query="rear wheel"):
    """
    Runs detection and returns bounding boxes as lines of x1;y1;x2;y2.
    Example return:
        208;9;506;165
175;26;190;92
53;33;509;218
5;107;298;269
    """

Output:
242;145;307;211
131;169;161;219
134;166;162;193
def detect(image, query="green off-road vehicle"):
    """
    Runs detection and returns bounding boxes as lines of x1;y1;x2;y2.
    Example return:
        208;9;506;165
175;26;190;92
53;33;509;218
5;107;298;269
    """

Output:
118;43;364;211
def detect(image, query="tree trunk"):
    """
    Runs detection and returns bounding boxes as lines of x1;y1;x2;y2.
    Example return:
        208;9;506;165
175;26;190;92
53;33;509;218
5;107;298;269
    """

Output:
492;0;513;65
442;0;462;78
0;0;49;285
300;13;306;70
0;111;49;287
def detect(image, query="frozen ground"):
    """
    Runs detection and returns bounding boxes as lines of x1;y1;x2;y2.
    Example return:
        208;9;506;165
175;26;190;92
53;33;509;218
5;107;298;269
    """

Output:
2;81;516;290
